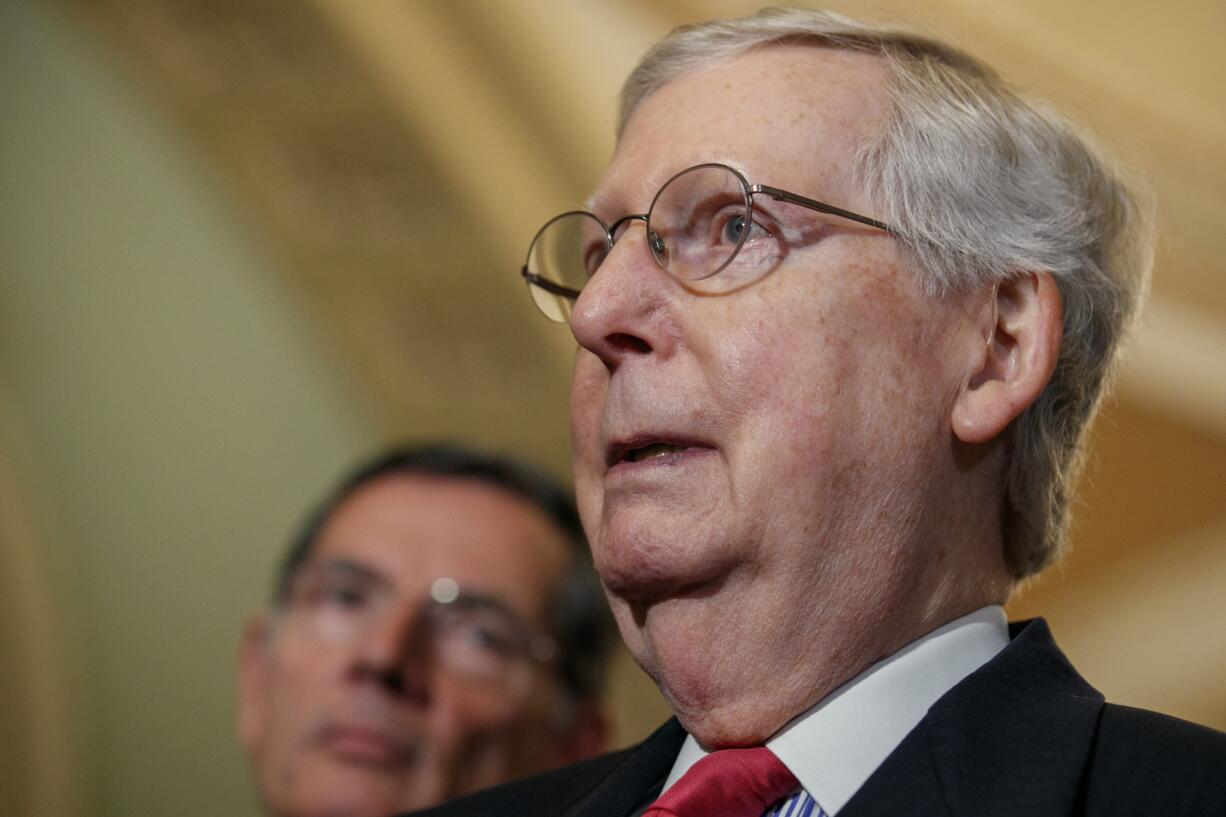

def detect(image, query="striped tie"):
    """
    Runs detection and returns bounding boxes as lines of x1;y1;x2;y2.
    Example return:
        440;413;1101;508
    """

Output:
763;789;828;817
643;747;817;817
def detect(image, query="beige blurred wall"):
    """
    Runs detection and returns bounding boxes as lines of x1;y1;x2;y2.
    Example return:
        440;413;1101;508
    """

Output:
1;2;375;815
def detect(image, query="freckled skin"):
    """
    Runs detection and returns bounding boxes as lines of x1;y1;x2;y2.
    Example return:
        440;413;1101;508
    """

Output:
237;476;580;817
569;46;1012;747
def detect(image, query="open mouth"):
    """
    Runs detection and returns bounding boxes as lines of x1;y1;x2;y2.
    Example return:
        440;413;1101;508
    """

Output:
608;437;712;468
624;442;687;463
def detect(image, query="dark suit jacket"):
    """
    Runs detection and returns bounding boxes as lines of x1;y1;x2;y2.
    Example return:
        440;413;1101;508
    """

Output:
406;619;1226;816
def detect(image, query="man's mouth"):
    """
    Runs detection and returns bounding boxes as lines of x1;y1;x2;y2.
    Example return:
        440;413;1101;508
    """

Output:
317;724;418;769
607;437;713;468
624;443;687;463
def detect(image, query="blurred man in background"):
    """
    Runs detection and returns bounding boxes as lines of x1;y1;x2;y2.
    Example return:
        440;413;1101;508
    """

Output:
237;444;614;817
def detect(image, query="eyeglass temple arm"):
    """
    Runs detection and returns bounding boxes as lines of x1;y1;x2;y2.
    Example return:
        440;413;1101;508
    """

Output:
522;267;582;300
752;184;892;233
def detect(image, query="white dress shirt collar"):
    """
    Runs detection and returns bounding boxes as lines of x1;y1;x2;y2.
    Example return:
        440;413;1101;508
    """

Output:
660;606;1008;815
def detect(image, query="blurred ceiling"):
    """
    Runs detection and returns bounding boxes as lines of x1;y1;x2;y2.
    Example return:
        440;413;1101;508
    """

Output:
65;0;1225;729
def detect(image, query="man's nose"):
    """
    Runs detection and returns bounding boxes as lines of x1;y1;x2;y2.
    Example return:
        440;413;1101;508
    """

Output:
568;224;678;369
348;605;430;702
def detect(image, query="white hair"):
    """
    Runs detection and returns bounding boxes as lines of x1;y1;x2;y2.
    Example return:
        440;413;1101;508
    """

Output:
619;7;1152;579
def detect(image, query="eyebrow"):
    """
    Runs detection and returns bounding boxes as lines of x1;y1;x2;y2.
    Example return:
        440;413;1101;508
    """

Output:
584;158;757;217
304;556;393;591
583;170;665;217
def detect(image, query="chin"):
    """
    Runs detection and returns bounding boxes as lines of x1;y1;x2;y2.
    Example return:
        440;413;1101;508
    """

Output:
628;589;813;749
278;791;405;817
654;660;783;748
676;706;783;750
594;512;738;603
267;762;417;817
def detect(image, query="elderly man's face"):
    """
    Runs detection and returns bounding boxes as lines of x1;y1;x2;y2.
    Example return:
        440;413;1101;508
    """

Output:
238;475;585;817
570;46;985;743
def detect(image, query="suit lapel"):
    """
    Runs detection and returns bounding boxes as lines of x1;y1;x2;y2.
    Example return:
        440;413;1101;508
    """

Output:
840;619;1104;817
557;718;686;817
402;718;684;817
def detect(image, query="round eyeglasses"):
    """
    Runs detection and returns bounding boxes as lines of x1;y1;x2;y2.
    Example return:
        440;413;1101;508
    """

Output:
521;162;893;322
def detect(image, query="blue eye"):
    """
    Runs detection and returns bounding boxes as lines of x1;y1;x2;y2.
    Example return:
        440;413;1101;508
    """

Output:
723;214;748;244
646;230;669;266
722;212;771;247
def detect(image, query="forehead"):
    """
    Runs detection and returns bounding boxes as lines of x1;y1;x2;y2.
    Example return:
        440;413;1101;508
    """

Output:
310;474;571;621
596;44;889;213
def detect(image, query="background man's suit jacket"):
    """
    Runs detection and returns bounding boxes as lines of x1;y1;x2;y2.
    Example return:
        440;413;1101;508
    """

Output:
407;620;1226;817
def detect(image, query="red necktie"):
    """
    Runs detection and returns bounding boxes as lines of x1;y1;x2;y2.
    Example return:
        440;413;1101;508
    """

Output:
643;747;798;817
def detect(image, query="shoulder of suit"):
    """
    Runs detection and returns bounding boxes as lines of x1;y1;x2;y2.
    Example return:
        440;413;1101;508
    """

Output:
1081;703;1226;815
399;744;642;817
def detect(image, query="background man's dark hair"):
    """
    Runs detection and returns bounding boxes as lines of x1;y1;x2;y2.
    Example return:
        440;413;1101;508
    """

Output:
274;442;614;701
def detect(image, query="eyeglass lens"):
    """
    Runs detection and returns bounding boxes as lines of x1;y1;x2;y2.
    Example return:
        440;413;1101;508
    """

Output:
525;211;608;322
524;164;764;321
647;164;751;280
285;566;548;690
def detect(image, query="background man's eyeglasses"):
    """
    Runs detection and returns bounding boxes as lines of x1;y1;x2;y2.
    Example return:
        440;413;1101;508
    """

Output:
283;563;556;694
521;162;893;322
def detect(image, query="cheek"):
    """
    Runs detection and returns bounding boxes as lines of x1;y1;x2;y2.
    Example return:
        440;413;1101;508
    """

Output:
570;352;609;536
430;680;537;734
428;684;554;774
744;255;942;407
263;641;341;733
570;353;606;457
715;290;842;439
249;648;338;806
720;259;933;488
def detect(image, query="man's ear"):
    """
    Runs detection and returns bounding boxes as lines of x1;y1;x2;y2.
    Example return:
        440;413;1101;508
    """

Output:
555;699;610;765
236;615;273;750
952;271;1063;444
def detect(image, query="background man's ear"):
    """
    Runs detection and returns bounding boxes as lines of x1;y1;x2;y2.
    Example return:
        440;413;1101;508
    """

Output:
236;615;272;749
952;271;1063;445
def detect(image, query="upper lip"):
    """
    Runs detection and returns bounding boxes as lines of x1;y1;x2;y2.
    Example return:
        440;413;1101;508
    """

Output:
605;433;713;467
